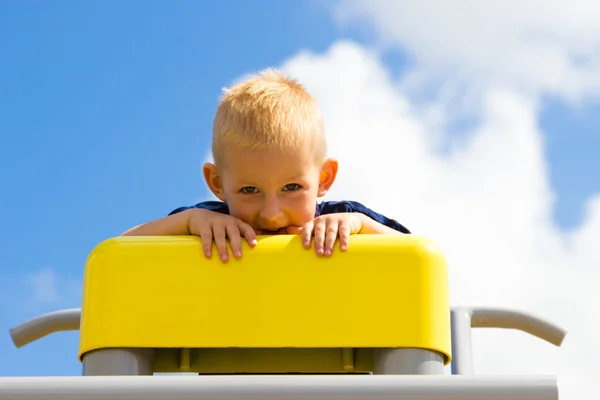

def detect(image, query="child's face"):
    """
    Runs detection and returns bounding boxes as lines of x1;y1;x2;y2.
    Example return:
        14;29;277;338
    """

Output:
204;145;337;234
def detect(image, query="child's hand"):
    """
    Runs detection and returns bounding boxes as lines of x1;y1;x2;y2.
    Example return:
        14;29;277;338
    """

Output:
288;213;364;256
188;209;257;262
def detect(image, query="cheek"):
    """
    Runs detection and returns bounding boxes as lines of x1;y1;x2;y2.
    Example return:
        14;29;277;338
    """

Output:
285;194;317;221
225;196;259;222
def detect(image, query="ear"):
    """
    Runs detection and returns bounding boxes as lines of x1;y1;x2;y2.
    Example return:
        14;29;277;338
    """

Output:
203;162;227;201
317;158;338;197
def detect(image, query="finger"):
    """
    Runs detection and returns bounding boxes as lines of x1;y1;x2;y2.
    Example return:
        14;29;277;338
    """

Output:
212;224;229;262
238;221;258;248
198;224;214;258
313;218;327;255
324;220;339;256
301;220;314;249
226;223;243;259
338;219;351;251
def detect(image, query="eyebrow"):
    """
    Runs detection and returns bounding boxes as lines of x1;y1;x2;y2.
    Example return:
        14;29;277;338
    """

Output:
236;174;308;186
284;175;307;182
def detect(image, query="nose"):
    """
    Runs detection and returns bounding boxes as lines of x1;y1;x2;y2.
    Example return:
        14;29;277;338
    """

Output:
260;196;284;225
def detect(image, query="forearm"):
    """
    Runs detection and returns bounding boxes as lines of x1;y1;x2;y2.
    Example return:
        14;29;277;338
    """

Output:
358;214;405;235
121;209;191;236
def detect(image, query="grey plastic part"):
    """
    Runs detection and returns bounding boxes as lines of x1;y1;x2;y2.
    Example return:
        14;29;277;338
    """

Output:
9;308;81;348
450;307;567;375
0;375;559;399
373;348;444;375
83;349;154;376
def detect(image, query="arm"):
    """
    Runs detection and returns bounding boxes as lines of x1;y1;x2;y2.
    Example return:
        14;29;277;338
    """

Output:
318;201;411;234
121;205;257;262
121;209;192;236
358;214;405;235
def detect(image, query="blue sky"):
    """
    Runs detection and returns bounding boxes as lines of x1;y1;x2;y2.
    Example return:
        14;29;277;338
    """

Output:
0;1;598;378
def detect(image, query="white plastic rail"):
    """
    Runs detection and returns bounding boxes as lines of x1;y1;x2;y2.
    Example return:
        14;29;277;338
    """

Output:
0;375;559;400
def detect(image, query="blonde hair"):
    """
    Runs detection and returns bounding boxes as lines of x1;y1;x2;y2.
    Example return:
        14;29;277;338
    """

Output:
212;68;326;168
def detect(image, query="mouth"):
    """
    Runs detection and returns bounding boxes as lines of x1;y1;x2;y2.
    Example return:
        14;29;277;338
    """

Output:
256;227;286;235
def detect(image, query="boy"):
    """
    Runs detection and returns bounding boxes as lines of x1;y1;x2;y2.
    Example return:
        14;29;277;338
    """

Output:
122;68;409;262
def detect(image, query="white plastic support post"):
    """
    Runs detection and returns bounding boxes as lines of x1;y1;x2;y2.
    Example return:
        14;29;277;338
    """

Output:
82;349;155;376
450;308;475;375
373;349;445;375
0;375;560;400
450;307;567;375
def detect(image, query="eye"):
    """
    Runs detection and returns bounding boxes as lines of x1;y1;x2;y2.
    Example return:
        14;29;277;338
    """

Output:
240;186;259;194
283;183;302;191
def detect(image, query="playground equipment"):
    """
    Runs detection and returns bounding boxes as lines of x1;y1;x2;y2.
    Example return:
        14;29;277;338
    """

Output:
2;234;566;399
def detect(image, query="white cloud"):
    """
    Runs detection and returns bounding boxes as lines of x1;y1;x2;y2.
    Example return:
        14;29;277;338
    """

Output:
27;266;60;304
280;33;599;400
332;0;600;106
23;266;82;308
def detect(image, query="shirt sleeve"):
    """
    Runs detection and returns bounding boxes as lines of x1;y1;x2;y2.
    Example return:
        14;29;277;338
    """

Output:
168;201;230;216
317;201;410;234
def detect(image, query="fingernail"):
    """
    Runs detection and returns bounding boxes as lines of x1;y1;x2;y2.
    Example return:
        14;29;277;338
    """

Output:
234;251;241;257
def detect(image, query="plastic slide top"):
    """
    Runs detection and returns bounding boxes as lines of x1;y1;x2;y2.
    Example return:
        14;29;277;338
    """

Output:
78;235;451;366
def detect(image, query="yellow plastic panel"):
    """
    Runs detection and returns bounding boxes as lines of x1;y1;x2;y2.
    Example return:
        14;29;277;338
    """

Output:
78;235;451;364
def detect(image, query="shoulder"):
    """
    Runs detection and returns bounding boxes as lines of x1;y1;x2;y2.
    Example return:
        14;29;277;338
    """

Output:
317;200;411;234
168;201;230;216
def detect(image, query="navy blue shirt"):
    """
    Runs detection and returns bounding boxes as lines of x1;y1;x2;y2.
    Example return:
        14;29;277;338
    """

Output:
169;200;410;233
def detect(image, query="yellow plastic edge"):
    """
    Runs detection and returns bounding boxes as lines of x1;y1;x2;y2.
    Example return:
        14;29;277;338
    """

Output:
78;234;451;365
